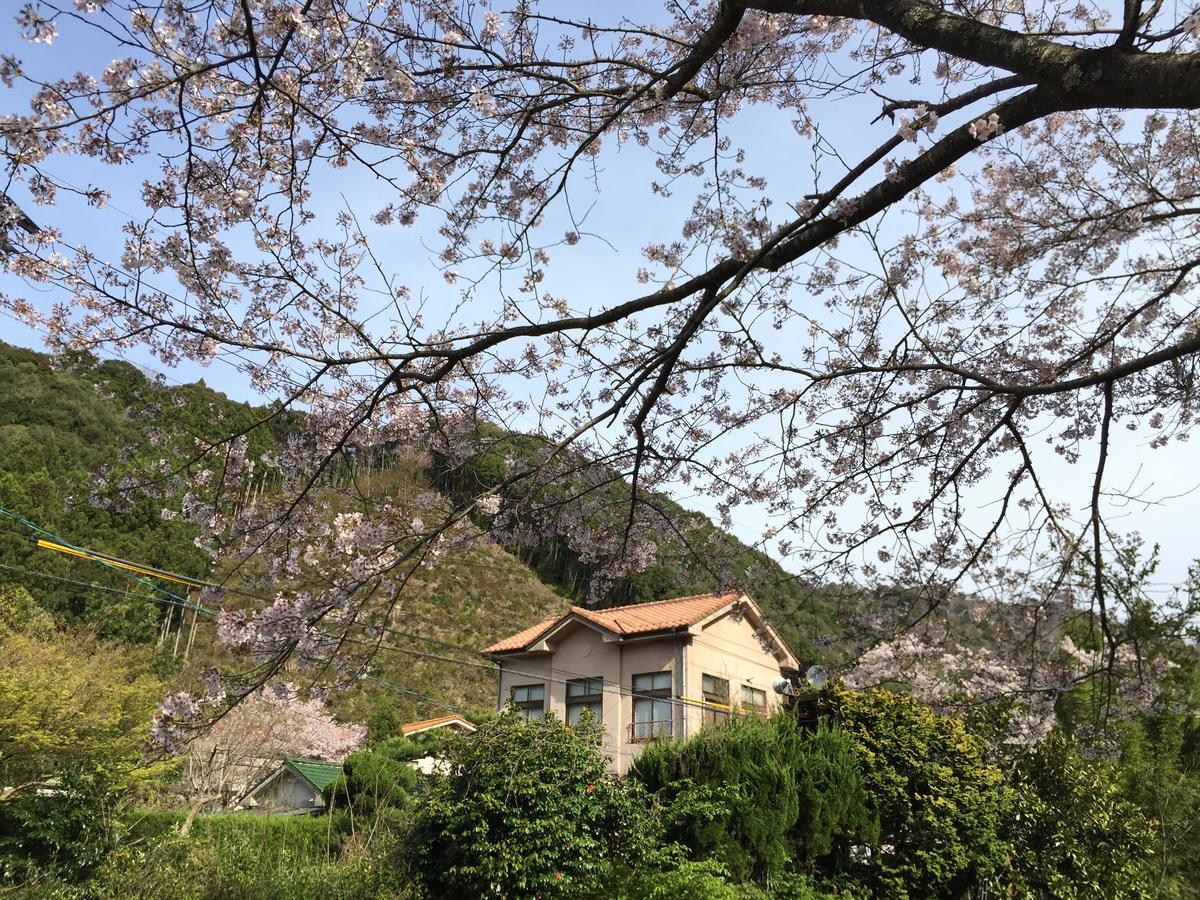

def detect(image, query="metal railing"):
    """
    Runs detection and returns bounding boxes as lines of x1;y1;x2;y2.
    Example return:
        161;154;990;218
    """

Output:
628;720;674;742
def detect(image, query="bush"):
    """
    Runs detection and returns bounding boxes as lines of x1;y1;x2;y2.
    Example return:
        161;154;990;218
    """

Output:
631;716;875;883
406;712;652;898
93;810;407;899
628;858;842;900
631;859;768;899
0;773;120;886
329;740;420;819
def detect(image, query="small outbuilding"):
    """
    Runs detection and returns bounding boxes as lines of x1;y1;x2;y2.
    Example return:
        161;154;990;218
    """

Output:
239;757;343;814
400;714;477;774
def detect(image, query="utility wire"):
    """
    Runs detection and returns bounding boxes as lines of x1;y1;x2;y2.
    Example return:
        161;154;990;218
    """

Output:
0;507;736;716
0;515;463;715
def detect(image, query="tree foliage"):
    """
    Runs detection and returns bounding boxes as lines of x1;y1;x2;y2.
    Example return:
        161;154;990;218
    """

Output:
0;341;282;638
406;712;652;898
822;684;1012;897
631;716;875;883
0;772;120;886
328;735;423;820
1001;732;1156;899
0;629;162;796
178;689;365;808
6;0;1200;704
1115;715;1200;898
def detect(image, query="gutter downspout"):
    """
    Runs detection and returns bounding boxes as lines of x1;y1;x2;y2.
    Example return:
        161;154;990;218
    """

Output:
676;629;687;741
491;657;503;712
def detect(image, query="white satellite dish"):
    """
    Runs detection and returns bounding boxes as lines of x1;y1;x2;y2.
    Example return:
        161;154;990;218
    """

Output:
771;676;796;696
805;665;829;689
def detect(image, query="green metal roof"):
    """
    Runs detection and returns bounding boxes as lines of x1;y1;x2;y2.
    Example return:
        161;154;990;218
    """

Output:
284;757;343;792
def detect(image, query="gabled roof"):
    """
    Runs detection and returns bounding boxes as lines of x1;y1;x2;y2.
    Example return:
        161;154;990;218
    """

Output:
482;591;742;655
240;757;343;805
283;757;343;792
484;613;563;654
400;714;477;736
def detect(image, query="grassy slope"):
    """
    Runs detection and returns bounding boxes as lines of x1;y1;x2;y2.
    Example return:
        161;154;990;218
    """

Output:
332;538;566;736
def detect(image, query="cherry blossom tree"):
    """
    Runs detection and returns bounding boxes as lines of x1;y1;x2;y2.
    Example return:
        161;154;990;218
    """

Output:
175;685;364;809
3;0;1200;726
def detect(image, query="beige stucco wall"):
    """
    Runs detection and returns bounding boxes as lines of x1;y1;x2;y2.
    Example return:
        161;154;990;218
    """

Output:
684;609;788;735
492;609;792;775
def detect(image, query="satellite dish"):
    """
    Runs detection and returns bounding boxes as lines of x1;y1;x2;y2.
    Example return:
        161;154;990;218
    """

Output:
805;665;829;689
771;676;796;696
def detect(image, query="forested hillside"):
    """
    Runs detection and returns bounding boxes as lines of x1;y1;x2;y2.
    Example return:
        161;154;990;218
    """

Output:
0;340;846;724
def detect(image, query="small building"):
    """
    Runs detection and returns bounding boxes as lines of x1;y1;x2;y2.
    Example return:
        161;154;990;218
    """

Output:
400;714;478;775
239;757;342;814
482;591;799;774
400;714;477;739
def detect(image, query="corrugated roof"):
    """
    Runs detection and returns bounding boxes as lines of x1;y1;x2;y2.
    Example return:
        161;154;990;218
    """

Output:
285;758;343;792
482;591;741;655
400;714;477;736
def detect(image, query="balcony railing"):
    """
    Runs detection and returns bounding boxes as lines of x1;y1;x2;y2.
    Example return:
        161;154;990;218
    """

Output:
629;720;674;743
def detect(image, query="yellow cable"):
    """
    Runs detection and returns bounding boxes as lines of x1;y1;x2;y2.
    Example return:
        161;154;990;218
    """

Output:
35;539;207;588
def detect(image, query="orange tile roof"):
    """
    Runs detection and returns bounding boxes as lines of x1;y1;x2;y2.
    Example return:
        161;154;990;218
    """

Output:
482;591;741;655
400;714;476;736
482;613;563;654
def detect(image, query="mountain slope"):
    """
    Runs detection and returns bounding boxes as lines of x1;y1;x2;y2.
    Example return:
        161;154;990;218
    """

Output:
0;340;844;736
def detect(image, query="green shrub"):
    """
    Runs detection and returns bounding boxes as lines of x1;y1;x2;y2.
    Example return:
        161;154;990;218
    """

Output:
627;858;845;899
329;741;420;819
631;858;766;899
93;810;407;899
406;712;652;898
631;716;875;882
0;773;120;886
1116;715;1200;898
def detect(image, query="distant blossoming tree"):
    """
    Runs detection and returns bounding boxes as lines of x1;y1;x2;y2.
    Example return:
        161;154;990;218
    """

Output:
4;0;1200;729
174;686;364;808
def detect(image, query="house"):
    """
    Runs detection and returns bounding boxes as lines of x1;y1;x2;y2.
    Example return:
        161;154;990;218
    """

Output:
481;591;799;774
400;714;477;739
239;757;342;814
400;714;477;775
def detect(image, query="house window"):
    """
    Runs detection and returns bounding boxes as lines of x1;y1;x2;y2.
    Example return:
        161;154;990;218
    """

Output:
567;677;603;726
511;684;544;720
702;674;731;726
741;685;768;714
631;672;673;741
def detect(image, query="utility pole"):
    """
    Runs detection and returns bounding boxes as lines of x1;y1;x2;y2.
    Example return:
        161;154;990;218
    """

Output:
172;601;185;658
184;603;200;661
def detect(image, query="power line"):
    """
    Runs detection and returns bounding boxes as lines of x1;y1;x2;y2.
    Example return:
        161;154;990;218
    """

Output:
0;561;205;615
0;516;463;716
0;506;740;716
0;505;216;614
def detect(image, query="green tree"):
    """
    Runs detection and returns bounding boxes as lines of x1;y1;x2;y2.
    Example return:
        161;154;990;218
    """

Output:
0;584;54;640
0;771;120;885
631;716;875;884
406;712;651;898
1000;732;1156;899
0;630;163;796
328;736;423;822
822;684;1011;898
1115;716;1200;898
